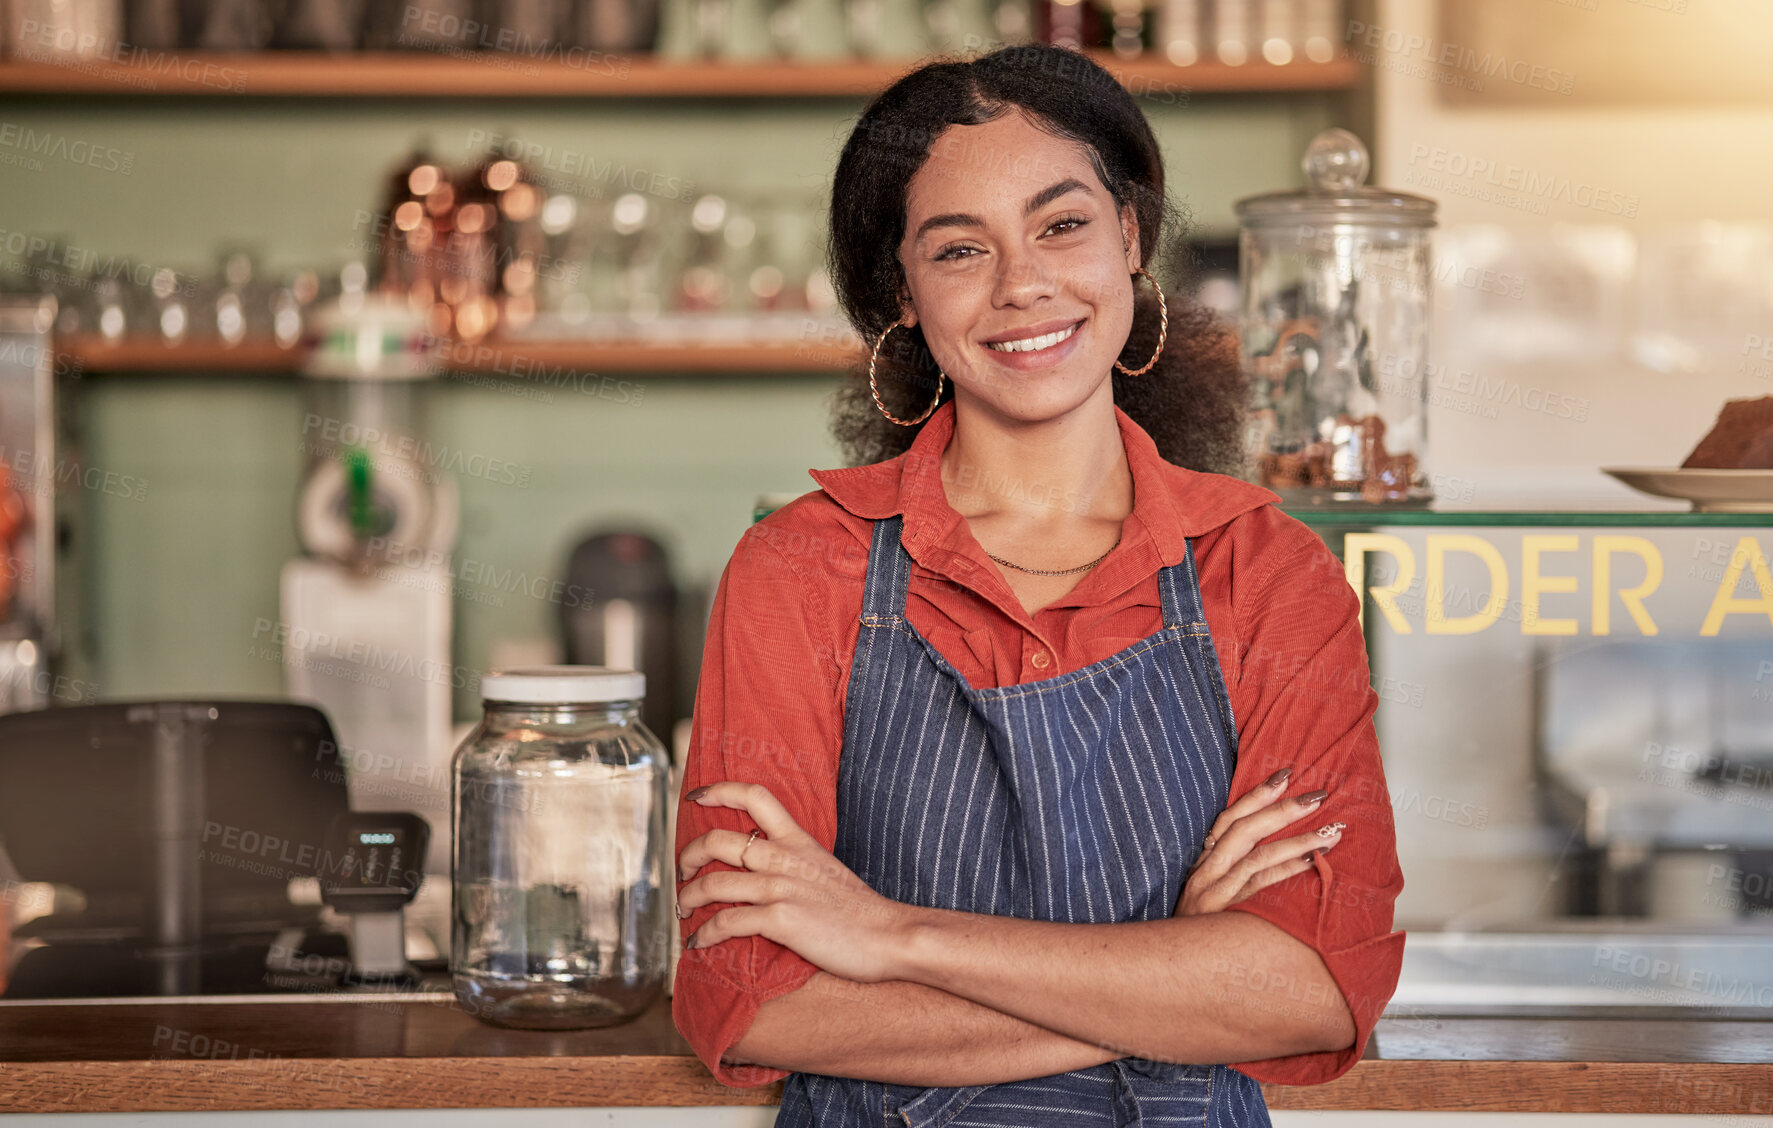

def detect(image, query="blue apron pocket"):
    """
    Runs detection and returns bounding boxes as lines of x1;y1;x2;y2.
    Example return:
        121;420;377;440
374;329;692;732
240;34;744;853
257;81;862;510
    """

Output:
888;1082;992;1128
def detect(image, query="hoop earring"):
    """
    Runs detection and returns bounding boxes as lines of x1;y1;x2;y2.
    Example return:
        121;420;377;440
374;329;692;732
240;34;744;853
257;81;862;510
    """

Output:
1114;267;1168;377
869;315;946;427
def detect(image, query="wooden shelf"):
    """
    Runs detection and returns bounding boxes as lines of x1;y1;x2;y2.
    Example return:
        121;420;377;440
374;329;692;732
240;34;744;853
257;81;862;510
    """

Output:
0;50;1361;98
60;335;863;375
65;339;303;372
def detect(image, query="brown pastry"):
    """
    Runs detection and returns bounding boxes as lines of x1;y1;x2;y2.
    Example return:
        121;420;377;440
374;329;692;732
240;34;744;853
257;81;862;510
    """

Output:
1682;395;1773;469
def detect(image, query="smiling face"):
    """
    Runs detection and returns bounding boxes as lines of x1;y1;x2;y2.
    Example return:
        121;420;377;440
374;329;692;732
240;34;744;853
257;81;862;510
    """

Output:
897;107;1141;425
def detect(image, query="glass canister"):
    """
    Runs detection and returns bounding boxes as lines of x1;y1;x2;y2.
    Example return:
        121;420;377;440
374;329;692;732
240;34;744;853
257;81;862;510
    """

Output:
1234;128;1439;504
452;666;671;1029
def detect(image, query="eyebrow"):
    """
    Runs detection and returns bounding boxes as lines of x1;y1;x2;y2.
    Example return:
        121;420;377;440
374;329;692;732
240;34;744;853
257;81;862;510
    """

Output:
911;177;1093;244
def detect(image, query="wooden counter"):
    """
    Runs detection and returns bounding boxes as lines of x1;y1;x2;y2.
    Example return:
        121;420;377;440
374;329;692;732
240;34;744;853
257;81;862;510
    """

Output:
1;995;1770;1116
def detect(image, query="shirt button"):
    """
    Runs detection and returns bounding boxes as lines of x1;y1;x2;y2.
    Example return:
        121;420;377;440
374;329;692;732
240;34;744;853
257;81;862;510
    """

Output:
1030;651;1051;669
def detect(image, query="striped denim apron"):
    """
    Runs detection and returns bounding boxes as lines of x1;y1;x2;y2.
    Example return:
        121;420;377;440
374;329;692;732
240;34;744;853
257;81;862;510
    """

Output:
774;514;1271;1128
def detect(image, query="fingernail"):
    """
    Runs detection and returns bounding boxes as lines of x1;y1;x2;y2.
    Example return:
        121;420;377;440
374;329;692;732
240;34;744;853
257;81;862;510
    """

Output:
1265;768;1292;788
675;903;689;918
1202;834;1217;850
684;931;701;949
686;785;711;801
1297;789;1328;807
1316;821;1346;838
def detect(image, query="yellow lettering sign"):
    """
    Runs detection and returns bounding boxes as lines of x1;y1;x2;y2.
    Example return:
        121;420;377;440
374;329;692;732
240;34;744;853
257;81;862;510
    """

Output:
1522;534;1580;635
1344;533;1415;634
1425;534;1508;635
1699;536;1773;636
1592;535;1661;636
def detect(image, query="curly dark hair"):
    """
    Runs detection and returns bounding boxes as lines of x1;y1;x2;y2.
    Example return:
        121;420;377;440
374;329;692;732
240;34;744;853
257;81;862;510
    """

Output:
825;43;1247;475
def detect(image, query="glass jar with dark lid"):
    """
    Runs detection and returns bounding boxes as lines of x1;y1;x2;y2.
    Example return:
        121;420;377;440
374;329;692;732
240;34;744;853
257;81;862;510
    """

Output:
1235;128;1439;504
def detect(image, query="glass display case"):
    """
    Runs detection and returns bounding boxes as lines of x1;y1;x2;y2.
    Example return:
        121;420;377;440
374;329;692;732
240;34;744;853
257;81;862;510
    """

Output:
1295;505;1773;1018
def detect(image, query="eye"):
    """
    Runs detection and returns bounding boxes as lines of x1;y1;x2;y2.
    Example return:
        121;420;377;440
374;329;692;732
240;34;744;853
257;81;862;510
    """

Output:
930;215;1090;262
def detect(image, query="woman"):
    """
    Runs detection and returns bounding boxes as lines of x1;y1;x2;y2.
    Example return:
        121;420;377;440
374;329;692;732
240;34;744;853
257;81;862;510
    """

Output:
672;44;1405;1127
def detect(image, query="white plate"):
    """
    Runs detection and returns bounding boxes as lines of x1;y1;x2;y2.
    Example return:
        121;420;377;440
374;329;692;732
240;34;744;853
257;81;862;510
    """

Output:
1602;466;1773;512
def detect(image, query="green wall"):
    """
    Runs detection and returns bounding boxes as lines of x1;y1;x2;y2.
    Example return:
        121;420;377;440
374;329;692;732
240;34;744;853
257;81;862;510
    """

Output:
1;90;1347;720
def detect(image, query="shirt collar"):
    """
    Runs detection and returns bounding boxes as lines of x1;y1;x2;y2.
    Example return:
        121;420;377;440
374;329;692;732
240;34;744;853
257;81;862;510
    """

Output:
807;398;1278;590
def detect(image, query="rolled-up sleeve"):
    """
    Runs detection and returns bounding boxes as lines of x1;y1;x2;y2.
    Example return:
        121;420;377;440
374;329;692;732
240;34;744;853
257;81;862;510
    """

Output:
671;520;845;1088
1218;527;1406;1085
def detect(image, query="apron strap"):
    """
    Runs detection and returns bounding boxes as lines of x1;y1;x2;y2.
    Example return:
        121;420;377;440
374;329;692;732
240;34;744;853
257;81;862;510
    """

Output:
861;513;911;623
1168;536;1241;750
1157;537;1210;631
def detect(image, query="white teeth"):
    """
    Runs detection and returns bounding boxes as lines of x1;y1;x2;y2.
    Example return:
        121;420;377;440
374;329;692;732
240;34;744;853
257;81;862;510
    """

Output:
987;322;1078;353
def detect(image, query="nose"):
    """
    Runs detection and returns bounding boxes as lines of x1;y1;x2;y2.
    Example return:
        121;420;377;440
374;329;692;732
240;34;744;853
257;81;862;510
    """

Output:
990;240;1057;309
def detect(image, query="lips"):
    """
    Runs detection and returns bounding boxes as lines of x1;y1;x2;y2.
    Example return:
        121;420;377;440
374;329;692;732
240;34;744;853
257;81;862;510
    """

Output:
983;318;1085;353
978;316;1088;372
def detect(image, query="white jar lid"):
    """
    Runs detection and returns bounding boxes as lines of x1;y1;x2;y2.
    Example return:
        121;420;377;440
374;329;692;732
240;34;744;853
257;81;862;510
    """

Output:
481;665;646;704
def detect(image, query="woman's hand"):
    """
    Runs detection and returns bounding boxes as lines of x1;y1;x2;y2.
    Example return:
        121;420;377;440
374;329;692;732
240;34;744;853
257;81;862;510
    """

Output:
676;781;918;984
1176;769;1344;916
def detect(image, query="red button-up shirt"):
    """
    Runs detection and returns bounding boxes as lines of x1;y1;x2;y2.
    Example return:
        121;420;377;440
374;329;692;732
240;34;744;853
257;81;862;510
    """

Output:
673;397;1406;1090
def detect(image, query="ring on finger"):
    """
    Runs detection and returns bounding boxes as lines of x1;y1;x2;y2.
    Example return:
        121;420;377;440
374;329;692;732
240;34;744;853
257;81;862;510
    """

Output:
738;828;765;869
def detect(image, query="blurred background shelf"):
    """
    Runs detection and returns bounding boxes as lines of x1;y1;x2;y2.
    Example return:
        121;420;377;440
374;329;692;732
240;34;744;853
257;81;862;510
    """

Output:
58;335;865;373
0;51;1362;98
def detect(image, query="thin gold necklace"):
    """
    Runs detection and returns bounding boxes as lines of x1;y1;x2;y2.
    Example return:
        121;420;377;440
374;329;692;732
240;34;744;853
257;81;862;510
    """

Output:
985;535;1121;576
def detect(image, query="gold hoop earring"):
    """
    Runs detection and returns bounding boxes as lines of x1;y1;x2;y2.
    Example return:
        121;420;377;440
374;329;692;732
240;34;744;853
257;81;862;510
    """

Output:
1114;267;1168;377
869;315;946;427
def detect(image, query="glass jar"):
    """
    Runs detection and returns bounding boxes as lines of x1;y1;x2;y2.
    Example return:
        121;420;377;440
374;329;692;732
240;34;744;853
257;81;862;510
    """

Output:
1235;128;1439;504
451;666;671;1029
